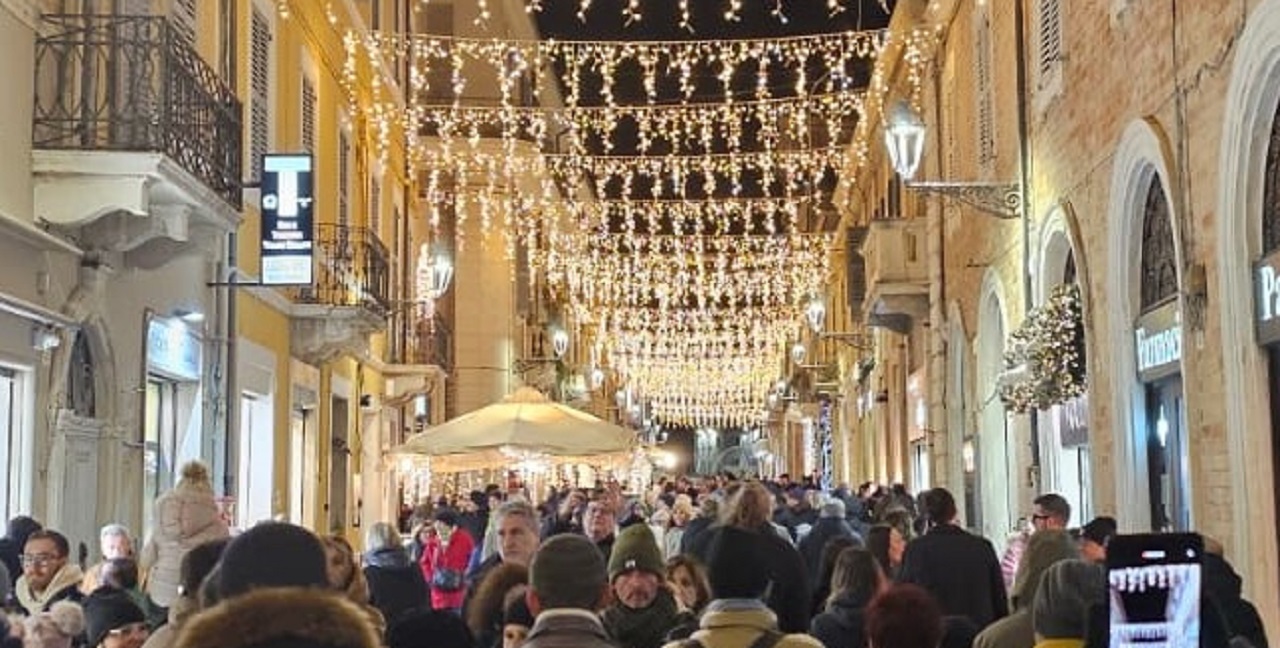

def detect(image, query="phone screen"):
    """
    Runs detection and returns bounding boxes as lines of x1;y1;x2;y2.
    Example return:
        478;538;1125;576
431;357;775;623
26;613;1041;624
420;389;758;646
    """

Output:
1106;533;1202;648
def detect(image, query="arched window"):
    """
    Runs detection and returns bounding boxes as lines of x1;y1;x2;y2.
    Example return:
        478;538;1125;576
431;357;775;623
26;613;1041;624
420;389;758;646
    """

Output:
1063;248;1077;286
1264;99;1280;252
65;331;96;418
1140;177;1178;311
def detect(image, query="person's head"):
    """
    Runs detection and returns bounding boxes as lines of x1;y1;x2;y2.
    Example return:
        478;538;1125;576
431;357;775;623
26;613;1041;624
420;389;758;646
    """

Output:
364;522;403;553
607;524;665;610
83;588;148;648
665;555;711;612
582;499;616;542
217;522;328;599
1078;516;1116;563
527;534;609;613
432;510;461;542
385;608;474;648
176;461;214;493
670;495;696;527
828;548;886;608
866;524;905;572
20;600;85;648
98;525;133;561
819;498;846;520
816;536;859;595
465;562;529;640
23;529;70;592
320;534;371;606
99;558;140;591
1010;529;1078;610
6;515;42;545
501;586;534;648
1032;493;1071;531
922;488;958;526
495;500;542;566
722;481;774;531
705;526;770;600
1032;560;1106;641
178;538;229;601
176;587;383;648
865;584;944;648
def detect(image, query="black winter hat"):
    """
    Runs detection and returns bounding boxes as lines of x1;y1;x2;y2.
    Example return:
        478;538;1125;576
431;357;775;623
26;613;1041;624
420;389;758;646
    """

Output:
217;523;328;599
705;527;770;599
83;588;145;648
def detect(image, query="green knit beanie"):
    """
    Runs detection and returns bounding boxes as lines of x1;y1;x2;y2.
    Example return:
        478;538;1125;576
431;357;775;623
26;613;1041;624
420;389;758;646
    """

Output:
607;524;664;582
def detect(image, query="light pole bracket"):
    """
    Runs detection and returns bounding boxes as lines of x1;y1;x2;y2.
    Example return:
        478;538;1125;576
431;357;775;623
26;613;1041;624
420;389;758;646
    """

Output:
905;181;1022;219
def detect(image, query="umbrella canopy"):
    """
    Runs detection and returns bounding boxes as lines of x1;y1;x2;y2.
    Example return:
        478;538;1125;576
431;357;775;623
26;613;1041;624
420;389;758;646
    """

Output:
395;387;637;469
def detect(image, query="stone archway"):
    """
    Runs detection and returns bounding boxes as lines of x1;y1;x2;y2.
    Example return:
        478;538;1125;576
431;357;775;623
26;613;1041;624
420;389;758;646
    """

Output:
1216;0;1280;628
1105;118;1187;533
975;269;1014;547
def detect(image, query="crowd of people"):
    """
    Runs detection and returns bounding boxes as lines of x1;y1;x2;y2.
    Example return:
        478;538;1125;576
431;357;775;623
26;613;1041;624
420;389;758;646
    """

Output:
0;464;1271;648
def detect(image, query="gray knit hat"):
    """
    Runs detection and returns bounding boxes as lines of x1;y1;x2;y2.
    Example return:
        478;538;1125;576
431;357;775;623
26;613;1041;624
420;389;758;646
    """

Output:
1033;559;1106;640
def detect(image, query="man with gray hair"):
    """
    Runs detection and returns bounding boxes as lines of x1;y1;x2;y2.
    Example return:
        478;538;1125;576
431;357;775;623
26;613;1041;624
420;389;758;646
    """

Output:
523;534;617;648
80;524;135;594
464;500;544;617
797;498;861;582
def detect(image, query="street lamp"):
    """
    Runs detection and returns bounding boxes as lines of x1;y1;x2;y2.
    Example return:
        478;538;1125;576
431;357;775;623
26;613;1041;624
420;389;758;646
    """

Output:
417;244;454;299
552;328;569;358
883;101;1021;220
805;296;826;334
884;100;926;181
790;342;807;365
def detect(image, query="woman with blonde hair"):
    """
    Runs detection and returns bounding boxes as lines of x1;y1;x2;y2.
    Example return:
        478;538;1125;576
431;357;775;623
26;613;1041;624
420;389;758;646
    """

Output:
661;495;696;560
140;462;229;610
362;522;427;625
321;535;386;638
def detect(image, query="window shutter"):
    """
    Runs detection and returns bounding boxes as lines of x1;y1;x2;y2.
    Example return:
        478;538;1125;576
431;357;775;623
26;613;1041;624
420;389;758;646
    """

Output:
339;131;351;226
301;75;317;153
171;0;198;45
974;6;995;167
1036;0;1063;87
249;8;271;183
370;179;382;235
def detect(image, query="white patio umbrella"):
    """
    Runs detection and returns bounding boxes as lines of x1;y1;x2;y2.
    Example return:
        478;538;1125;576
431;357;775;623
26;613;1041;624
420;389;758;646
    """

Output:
394;386;637;473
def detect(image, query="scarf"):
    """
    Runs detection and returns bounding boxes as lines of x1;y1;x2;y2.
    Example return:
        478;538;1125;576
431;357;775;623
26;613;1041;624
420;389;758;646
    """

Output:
16;564;84;614
602;587;682;648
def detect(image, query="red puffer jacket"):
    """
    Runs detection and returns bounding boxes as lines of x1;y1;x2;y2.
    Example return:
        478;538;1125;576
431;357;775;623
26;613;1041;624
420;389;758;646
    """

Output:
418;528;475;611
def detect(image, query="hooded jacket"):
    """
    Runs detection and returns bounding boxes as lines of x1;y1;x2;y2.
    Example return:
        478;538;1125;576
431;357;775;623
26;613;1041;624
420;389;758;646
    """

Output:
141;476;230;608
809;589;872;648
973;530;1078;648
662;599;823;648
13;564;85;616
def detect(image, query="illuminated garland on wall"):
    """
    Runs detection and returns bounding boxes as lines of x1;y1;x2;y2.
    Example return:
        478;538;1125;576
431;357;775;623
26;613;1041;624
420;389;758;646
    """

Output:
998;284;1087;414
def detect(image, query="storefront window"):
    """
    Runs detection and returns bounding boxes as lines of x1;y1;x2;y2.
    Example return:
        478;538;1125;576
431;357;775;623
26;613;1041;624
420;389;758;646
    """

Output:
0;367;20;521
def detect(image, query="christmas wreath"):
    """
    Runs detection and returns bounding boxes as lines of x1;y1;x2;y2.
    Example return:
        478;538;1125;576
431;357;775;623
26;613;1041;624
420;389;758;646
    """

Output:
998;283;1087;413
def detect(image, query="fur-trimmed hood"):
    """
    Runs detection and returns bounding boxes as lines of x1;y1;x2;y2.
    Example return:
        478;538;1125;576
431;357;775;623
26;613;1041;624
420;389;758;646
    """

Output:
174;588;381;648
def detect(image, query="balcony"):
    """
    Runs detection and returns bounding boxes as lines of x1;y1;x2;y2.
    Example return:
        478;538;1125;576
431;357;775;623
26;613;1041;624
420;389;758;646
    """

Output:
32;14;242;268
411;314;454;371
861;216;929;333
289;224;391;364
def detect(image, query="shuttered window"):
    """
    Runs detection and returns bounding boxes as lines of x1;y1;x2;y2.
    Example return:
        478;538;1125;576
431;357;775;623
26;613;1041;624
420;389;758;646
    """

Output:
338;130;351;226
1035;0;1063;94
249;8;271;183
301;75;316;153
171;0;197;44
974;5;996;167
370;178;382;235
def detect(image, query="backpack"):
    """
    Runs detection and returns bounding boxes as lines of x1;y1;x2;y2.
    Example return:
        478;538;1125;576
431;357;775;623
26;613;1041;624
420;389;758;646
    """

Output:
681;630;785;648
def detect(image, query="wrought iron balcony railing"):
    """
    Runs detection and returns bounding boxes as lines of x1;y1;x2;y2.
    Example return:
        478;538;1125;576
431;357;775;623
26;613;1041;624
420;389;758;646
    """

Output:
34;14;243;209
293;224;391;315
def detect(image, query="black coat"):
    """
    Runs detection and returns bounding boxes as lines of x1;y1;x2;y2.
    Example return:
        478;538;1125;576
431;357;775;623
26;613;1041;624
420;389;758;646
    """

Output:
898;524;1008;629
1201;553;1268;648
0;539;21;588
798;518;862;586
363;549;429;626
678;516;714;556
688;525;812;634
810;589;870;648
